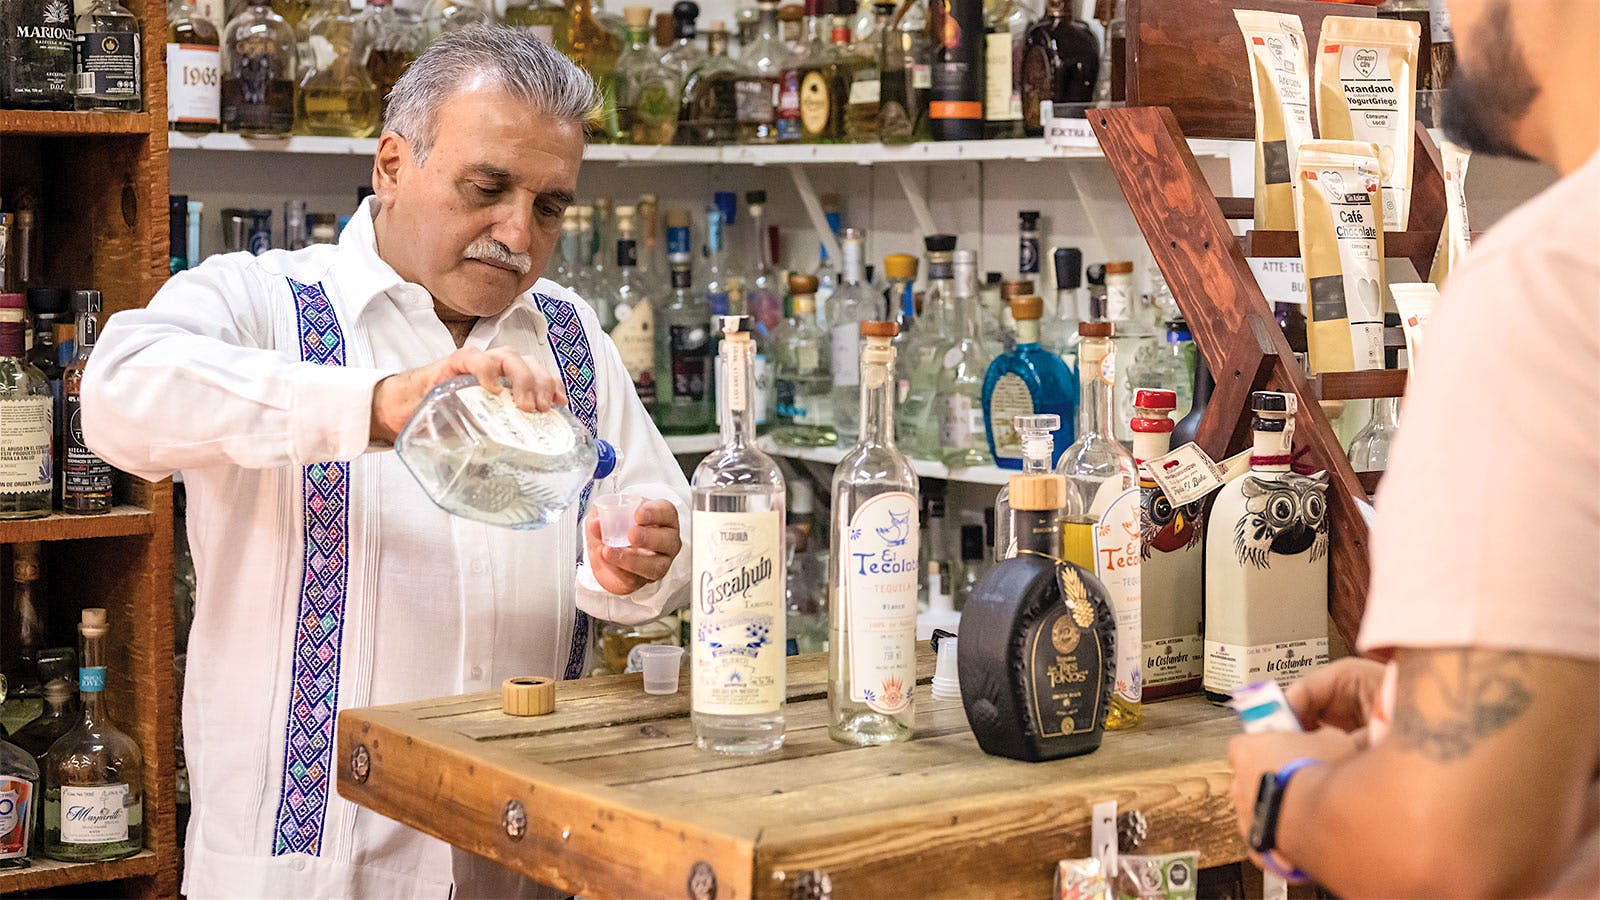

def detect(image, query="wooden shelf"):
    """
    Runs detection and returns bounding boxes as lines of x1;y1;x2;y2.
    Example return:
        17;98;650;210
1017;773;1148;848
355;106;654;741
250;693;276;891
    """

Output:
0;849;158;892
0;110;152;136
0;505;155;544
1312;369;1409;402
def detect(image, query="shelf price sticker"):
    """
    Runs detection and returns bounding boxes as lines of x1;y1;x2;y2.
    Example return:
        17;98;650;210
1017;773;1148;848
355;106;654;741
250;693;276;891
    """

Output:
1247;257;1308;306
1041;103;1100;150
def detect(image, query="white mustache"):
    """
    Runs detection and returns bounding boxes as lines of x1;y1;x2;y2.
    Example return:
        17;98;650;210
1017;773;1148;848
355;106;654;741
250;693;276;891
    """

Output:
465;238;533;275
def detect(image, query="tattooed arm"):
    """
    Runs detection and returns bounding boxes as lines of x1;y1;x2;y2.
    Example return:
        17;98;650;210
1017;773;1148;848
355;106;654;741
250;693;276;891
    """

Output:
1269;647;1599;897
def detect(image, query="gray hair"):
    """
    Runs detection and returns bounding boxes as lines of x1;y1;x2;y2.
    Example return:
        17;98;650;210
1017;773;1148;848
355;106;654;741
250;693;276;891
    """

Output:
383;25;601;165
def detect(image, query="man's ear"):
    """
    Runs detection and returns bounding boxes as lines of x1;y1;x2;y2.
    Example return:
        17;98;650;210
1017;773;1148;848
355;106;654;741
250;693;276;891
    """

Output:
372;133;412;207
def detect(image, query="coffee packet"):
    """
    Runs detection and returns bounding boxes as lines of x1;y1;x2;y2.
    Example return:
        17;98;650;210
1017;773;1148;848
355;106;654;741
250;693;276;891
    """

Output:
1293;140;1387;373
1316;16;1421;232
1237;10;1316;231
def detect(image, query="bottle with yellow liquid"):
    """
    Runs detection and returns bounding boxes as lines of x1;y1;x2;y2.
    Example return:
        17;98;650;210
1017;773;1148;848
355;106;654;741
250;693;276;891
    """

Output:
1055;320;1141;730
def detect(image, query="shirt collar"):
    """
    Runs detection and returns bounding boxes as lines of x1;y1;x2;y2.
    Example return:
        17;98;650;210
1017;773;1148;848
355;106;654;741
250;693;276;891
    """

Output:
331;197;555;340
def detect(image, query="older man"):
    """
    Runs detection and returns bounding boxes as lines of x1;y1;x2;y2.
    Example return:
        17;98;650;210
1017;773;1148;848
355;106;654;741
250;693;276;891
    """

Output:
1227;1;1598;896
83;28;689;897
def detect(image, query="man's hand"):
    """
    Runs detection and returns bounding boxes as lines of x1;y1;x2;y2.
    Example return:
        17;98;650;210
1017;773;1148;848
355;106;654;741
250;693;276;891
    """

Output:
369;347;567;445
585;499;683;595
1227;728;1359;844
1286;657;1387;733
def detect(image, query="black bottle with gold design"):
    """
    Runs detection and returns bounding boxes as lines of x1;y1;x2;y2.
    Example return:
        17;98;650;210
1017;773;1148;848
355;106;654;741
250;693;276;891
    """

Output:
958;472;1115;762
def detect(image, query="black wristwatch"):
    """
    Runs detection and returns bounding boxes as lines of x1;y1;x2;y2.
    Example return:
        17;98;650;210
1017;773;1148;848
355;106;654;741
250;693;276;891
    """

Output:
1248;757;1317;881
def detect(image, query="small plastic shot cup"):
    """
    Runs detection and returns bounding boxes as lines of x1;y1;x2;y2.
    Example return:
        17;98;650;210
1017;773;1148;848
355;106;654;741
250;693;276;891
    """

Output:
595;493;644;548
635;644;686;695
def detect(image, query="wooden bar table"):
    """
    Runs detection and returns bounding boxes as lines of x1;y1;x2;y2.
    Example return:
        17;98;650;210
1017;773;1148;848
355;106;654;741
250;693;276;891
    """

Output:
336;645;1247;898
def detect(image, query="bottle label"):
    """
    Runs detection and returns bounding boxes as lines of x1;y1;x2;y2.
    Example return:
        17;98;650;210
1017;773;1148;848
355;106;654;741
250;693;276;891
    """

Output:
75;30;141;98
1025;567;1105;738
799;70;832;136
724;339;749;413
829;323;860;387
692;509;784;716
1144;634;1202;689
735;78;775;124
453;386;577;456
843;492;919;713
775;378;830;426
1091;488;1142;706
5;5;74;101
986;373;1034;460
983;32;1018;122
167;43;220;124
0;777;33;860
911;63;932;90
777;69;801;139
848;77;880;106
60;784;129;844
939;394;982;449
64;392;113;498
608;302;655;410
0;397;52;496
752;353;771;427
668;325;710;404
80;666;106;692
1204;638;1329;694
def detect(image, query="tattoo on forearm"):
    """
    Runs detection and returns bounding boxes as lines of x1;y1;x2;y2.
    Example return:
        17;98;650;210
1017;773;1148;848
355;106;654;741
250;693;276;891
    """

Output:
1391;650;1532;762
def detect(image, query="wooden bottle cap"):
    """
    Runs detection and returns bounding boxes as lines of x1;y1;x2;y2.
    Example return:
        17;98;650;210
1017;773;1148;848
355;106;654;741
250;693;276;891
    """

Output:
788;272;819;293
1007;474;1066;511
859;320;898;338
502;676;556;717
1000;279;1034;300
1008;295;1044;320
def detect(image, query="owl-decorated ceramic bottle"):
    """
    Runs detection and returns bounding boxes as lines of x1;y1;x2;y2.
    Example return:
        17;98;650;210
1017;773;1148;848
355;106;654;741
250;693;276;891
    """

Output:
1203;391;1330;704
829;321;920;746
1132;389;1204;700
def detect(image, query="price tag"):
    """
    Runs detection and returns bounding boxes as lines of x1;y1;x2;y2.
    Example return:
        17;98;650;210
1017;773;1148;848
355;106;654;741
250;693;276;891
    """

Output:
1042;103;1099;150
1247;258;1307;306
1146;444;1229;507
1091;800;1118;875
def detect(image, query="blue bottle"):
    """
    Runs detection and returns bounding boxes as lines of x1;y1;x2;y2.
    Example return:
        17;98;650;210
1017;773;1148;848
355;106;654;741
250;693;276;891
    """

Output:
982;294;1076;469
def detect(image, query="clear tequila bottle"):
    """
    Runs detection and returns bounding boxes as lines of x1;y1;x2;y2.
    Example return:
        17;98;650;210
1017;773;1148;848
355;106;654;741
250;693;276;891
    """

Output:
653;210;715;434
221;0;295;137
937;257;990;469
829;321;919;745
1056;321;1141;730
1347;396;1400;473
616;5;678;144
73;0;142;111
43;609;143;861
692;317;787;755
770;274;835;446
895;234;955;459
0;294;51;519
607;205;656;415
827;228;876;447
733;0;788;143
740;191;784;338
1043;246;1081;369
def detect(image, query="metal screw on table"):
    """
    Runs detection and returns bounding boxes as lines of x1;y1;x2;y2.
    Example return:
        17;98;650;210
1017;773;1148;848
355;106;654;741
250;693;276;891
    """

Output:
350;744;371;783
789;869;833;900
686;861;718;900
1117;809;1148;852
502;800;527;841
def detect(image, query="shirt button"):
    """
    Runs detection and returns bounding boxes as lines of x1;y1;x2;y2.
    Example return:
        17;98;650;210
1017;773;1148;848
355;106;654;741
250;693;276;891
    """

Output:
290;856;308;872
470;666;484;680
470;560;487;575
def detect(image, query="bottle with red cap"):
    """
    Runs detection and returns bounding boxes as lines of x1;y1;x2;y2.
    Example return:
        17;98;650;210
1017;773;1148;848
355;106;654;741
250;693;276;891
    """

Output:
1131;388;1203;700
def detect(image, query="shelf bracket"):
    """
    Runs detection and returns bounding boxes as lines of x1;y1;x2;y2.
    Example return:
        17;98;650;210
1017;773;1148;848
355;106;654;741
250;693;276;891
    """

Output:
892;164;939;240
787;166;843;266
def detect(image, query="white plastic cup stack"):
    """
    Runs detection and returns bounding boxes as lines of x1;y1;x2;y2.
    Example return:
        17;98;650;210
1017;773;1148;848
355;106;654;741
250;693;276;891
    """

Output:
931;636;960;700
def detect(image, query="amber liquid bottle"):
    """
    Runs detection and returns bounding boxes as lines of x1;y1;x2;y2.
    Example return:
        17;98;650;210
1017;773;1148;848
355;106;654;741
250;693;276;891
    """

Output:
1018;0;1096;135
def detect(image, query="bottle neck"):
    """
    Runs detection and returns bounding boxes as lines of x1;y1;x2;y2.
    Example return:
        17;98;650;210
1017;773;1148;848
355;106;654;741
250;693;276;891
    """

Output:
1130;420;1172;465
758;3;779;35
615;231;637;269
1015;507;1061;556
1250;417;1293;472
955;290;979;342
858;339;896;446
0;311;24;359
1015;317;1040;346
1053;287;1080;322
1077;337;1115;438
626;24;649;47
793;295;816;321
80;630;107;723
840;240;864;284
748;206;770;268
719;336;757;445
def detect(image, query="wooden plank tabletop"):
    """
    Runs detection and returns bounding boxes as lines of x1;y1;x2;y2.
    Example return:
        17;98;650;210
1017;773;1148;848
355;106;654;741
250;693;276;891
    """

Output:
336;646;1247;899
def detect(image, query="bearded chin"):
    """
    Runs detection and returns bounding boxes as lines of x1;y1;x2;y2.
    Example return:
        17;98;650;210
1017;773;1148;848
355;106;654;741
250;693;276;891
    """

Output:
1440;73;1537;161
1438;1;1539;162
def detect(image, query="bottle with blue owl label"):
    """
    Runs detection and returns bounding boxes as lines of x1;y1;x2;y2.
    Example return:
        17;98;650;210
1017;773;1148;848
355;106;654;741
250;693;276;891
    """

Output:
1203;391;1330;704
829;321;920;746
1132;389;1204;700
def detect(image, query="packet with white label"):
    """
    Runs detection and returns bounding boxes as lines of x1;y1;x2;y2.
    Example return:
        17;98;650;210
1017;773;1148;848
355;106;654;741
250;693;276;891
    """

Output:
1113;852;1199;900
1228;680;1303;734
1390;281;1438;372
1293;140;1387;373
1236;10;1315;231
1316;16;1421;232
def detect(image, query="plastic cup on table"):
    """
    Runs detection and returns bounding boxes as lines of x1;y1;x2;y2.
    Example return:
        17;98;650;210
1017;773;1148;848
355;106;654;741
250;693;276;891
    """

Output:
595;492;644;548
635;644;686;695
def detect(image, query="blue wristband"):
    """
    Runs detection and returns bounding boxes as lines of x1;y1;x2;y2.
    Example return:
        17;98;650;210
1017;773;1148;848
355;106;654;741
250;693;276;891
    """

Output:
1265;757;1319;883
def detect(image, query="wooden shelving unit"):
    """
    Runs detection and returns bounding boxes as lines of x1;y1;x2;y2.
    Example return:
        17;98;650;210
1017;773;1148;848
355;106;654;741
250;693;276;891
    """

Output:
0;0;177;890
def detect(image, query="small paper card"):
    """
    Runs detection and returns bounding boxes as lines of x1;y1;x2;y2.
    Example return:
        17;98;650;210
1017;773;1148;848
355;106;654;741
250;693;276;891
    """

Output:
1145;444;1229;507
1041;103;1100;149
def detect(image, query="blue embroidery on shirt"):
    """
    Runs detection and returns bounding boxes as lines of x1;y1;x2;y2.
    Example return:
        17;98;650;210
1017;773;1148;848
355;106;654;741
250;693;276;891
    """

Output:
272;278;350;857
533;292;599;681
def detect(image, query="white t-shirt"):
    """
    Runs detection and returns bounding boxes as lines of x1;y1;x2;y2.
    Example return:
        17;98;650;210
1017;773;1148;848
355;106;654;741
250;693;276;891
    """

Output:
1359;149;1600;895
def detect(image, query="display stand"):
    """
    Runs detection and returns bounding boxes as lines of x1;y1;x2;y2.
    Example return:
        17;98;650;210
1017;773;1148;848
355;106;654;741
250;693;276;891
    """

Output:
0;0;178;890
1097;0;1443;645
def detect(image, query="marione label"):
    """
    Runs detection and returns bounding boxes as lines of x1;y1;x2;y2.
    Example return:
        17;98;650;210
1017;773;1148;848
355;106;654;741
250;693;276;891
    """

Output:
692;510;784;716
843;492;919;714
0;777;33;859
60;784;129;844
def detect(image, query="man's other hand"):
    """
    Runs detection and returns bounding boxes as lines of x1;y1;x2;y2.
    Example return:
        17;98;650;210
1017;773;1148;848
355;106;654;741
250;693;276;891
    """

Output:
585;499;683;596
369;347;566;445
1286;657;1387;733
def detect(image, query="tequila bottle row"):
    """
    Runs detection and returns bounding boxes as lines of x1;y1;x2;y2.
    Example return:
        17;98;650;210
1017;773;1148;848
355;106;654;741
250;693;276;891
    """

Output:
691;316;787;755
828;321;918;745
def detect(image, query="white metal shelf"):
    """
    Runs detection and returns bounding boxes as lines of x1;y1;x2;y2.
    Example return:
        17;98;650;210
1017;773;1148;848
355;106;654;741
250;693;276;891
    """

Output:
663;433;1013;486
169;131;1240;164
